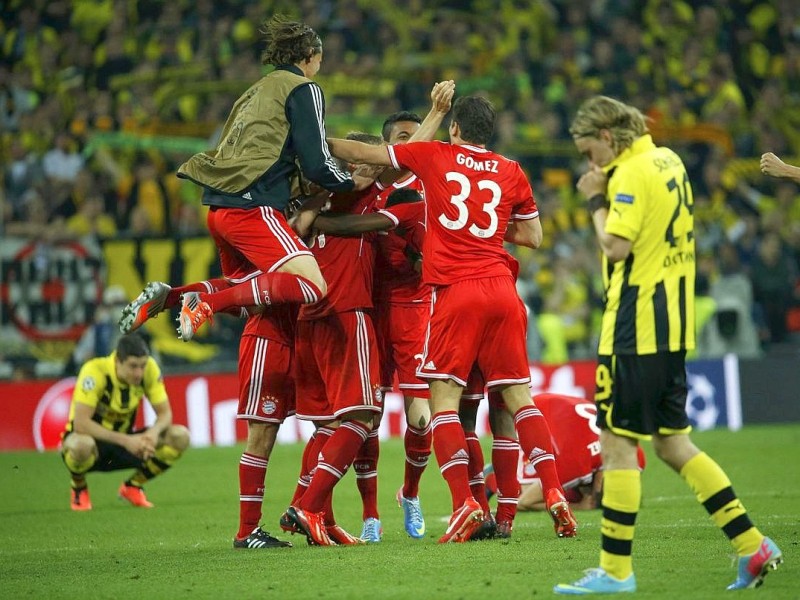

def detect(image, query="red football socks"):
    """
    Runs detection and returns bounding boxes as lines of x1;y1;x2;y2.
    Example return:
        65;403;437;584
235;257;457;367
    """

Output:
492;436;521;524
236;452;268;539
431;411;472;510
514;405;562;494
200;272;323;313
402;424;431;499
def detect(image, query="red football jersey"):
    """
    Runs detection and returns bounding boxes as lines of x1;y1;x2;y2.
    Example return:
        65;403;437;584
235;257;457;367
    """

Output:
387;141;538;286
518;394;602;489
299;185;380;320
372;174;430;304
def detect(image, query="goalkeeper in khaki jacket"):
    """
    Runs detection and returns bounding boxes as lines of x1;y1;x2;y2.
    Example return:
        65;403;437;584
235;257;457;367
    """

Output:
61;334;190;510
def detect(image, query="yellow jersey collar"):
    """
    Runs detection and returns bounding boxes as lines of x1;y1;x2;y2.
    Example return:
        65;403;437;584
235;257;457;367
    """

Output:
603;134;655;174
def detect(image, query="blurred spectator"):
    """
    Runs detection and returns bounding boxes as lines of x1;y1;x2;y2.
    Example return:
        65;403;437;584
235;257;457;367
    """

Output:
63;285;129;376
42;132;85;184
536;246;592;364
751;232;796;345
118;154;177;234
65;194;117;239
698;242;762;358
0;63;38;131
3;138;44;219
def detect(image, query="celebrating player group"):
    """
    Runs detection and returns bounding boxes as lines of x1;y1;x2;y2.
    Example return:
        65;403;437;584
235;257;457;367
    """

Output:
111;14;781;595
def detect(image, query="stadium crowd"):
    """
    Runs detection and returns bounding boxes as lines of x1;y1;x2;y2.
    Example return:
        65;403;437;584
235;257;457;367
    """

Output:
2;0;800;375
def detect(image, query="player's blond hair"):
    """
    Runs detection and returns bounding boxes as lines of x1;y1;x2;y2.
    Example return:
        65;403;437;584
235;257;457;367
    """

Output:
569;96;649;154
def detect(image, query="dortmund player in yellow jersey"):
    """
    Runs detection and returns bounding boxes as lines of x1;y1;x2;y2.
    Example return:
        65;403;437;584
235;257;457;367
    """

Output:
61;334;190;510
555;96;783;594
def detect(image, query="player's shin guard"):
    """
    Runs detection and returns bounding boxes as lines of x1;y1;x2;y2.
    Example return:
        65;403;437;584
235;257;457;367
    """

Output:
465;432;491;515
403;424;431;499
431;411;472;510
599;469;640;580
513;405;562;493
354;429;380;520
201;273;324;313
492;436;521;523
237;453;268;539
680;452;763;556
128;444;183;487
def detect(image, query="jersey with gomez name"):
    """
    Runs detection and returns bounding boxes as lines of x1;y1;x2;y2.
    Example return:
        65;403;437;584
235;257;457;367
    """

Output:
387;141;538;287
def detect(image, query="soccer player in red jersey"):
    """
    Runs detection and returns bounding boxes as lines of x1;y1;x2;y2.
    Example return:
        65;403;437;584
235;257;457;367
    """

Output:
329;96;576;543
483;394;646;514
232;305;298;549
327;94;578;543
306;185;429;539
286;85;453;544
285;147;385;546
374;114;433;540
286;136;440;545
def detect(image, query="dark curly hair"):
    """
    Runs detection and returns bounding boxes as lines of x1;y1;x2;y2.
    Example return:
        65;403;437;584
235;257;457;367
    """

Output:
260;15;322;66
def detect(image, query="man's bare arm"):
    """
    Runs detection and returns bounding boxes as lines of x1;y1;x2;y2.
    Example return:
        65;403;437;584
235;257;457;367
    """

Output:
314;213;396;236
505;217;543;249
327;138;393;166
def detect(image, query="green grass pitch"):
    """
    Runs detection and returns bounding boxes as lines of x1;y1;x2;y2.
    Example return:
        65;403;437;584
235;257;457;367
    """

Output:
0;425;796;599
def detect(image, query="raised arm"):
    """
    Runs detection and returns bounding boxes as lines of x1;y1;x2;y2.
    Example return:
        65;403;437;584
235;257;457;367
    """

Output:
407;80;455;143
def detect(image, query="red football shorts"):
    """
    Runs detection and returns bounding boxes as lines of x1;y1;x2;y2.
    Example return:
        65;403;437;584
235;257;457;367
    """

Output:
237;335;295;423
207;206;312;281
294;310;383;421
417;276;530;388
374;301;430;398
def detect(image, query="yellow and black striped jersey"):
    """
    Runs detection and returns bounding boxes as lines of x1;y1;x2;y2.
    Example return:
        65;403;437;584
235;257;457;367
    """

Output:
65;352;168;434
599;134;696;355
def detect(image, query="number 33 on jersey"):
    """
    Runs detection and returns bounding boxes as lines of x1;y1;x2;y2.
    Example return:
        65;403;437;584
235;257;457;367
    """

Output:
388;141;539;287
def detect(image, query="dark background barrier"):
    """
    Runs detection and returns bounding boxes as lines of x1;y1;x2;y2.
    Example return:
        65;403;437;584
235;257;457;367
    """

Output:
739;355;800;424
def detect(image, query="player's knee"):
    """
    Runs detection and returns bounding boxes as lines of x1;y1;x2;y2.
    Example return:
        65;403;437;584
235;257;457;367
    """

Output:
343;410;375;431
406;398;430;429
64;434;97;462
245;421;279;455
164;425;191;451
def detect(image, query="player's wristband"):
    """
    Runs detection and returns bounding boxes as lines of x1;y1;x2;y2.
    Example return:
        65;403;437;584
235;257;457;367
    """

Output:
587;194;610;215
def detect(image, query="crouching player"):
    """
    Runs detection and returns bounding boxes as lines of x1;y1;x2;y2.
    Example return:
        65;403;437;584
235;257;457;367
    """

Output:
61;334;189;510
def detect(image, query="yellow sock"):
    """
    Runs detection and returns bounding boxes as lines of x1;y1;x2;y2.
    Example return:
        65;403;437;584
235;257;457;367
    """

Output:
599;469;640;580
680;452;762;556
129;445;183;487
